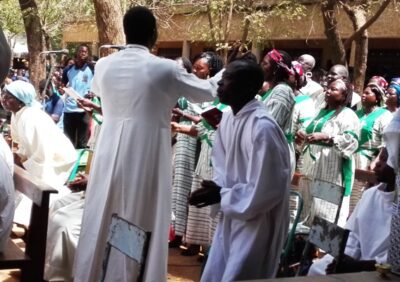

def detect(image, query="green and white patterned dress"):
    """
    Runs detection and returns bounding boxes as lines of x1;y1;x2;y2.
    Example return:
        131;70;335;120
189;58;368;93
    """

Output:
355;107;392;170
300;107;360;227
171;98;199;237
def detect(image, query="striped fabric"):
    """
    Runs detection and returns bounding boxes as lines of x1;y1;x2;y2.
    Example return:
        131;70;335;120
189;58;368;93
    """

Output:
263;83;295;133
300;107;360;227
171;102;199;236
185;122;220;246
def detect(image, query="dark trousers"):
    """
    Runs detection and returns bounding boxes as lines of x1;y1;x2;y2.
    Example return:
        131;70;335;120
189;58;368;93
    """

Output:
63;112;89;149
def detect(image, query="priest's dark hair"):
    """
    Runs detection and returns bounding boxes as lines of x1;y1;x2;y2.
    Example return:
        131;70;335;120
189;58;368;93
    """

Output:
123;6;157;49
229;60;264;99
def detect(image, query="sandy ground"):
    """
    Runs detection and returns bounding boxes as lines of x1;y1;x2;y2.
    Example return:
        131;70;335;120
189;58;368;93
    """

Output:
0;240;202;282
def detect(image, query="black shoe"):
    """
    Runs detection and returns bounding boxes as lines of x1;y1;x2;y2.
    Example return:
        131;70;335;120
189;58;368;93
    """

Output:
180;244;200;256
169;236;182;248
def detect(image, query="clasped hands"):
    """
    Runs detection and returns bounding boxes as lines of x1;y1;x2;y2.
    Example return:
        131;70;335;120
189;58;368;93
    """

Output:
189;180;221;208
295;131;331;145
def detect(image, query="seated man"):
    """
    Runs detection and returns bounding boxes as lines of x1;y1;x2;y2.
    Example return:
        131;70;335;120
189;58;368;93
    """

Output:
191;60;290;281
45;175;86;282
39;79;64;127
308;148;394;275
45;97;100;282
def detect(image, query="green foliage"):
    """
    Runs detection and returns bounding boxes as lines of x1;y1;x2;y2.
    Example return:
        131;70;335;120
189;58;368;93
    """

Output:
0;0;95;50
37;0;95;49
186;0;306;51
0;0;25;37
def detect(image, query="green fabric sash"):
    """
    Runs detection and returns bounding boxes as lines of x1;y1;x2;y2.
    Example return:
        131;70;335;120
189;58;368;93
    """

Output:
285;133;294;144
356;107;387;148
68;149;89;182
178;97;188;110
342;156;354;196
199;99;227;147
200;119;214;147
212;98;228;111
91;96;102;125
295;95;313;127
305;109;336;134
261;89;273;101
304;108;355;196
294;95;310;104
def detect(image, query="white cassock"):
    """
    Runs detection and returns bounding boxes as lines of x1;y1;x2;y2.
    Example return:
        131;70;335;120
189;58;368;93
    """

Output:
73;44;220;282
201;99;290;281
0;135;14;252
11;106;77;225
308;183;393;275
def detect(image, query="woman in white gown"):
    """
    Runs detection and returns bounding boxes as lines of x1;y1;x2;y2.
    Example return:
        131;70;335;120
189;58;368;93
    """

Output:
1;80;76;225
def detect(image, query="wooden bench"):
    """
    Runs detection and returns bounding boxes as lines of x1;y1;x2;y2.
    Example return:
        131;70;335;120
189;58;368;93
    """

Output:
0;165;58;281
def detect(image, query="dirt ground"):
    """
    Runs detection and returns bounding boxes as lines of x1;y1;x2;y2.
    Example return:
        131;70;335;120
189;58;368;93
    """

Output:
0;243;202;282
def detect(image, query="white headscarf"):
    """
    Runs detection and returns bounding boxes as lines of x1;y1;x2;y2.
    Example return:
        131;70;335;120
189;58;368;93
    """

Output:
4;80;40;107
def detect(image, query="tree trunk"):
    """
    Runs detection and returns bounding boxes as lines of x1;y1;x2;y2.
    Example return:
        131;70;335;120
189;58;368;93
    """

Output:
18;0;46;91
93;0;124;57
321;0;347;65
345;7;368;94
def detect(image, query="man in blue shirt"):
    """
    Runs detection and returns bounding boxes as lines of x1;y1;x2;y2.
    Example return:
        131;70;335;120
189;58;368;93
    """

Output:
40;79;64;128
62;44;94;148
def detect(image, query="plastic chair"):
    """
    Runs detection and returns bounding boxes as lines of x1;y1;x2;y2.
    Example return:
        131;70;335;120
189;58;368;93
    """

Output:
297;216;349;276
101;214;151;282
308;179;345;225
296;179;346;276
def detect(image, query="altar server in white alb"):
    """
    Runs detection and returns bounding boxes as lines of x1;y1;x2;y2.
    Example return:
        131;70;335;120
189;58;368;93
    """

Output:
0;27;15;253
73;6;221;282
191;60;290;281
308;148;394;275
0;135;14;253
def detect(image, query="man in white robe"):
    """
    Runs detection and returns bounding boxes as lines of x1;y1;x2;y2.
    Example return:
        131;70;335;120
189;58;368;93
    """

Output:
308;149;394;275
73;7;221;282
0;27;15;253
192;60;290;281
0;135;15;253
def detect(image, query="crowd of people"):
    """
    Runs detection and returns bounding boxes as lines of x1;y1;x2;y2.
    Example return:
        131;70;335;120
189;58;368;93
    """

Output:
0;5;399;282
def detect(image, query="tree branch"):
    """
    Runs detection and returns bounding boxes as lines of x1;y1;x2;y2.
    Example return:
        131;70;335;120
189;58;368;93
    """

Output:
224;0;234;42
206;2;216;43
241;0;254;43
343;0;391;48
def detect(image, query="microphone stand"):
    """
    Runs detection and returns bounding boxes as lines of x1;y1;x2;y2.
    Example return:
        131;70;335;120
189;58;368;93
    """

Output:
98;45;125;58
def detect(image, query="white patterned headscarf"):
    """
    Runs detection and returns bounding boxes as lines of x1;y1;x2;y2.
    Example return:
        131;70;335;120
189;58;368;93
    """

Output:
4;80;39;107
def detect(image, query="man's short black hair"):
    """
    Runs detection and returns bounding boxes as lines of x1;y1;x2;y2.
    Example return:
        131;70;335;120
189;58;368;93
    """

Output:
123;6;157;48
227;60;264;98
